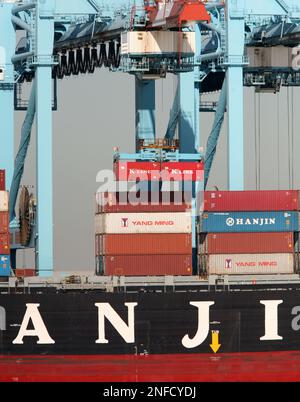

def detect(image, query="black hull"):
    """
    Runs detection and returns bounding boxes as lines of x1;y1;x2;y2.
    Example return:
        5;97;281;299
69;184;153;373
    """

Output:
1;288;300;355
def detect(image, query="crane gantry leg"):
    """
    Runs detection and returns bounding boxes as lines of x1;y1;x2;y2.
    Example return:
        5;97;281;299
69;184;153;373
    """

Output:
135;78;156;148
0;2;15;191
178;24;201;155
35;0;55;277
226;0;245;191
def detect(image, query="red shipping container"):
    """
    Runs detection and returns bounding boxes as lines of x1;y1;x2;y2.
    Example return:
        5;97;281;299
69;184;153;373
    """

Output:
0;212;9;233
101;255;193;276
10;231;21;246
115;161;204;182
204;190;299;212
96;234;192;256
15;269;36;277
0;170;5;191
199;232;294;255
0;233;10;255
95;192;193;214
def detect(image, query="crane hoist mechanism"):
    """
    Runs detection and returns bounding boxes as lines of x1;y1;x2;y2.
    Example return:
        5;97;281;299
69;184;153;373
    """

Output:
144;0;211;29
16;0;211;83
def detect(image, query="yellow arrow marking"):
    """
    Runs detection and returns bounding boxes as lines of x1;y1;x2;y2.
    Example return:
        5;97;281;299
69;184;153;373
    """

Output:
210;330;221;354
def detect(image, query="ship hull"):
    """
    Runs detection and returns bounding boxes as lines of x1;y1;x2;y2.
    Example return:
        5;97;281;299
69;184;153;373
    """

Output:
1;289;300;381
2;352;300;382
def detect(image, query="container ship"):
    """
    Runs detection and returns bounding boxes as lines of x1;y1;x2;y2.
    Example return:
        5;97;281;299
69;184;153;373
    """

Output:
2;165;300;383
1;0;300;383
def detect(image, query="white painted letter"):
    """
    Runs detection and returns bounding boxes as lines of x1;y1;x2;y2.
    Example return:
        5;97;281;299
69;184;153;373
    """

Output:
0;306;6;331
95;302;137;344
182;302;214;349
260;300;283;341
13;304;55;345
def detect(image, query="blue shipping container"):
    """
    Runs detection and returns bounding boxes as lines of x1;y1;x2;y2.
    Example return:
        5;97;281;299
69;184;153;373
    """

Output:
201;211;299;233
0;255;10;276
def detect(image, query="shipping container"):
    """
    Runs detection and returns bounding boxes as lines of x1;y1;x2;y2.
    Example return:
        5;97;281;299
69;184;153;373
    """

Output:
110;180;203;195
0;191;8;212
95;233;192;256
0;255;10;276
204;190;299;212
95;212;192;234
0;170;5;191
0;233;9;255
199;232;294;254
10;231;21;247
0;212;9;233
200;211;298;233
95;192;192;214
200;254;294;275
15;269;36;277
98;255;193;276
115;161;204;182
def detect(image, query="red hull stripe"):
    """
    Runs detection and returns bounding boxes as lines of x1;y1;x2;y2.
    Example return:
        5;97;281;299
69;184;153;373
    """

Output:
1;351;300;382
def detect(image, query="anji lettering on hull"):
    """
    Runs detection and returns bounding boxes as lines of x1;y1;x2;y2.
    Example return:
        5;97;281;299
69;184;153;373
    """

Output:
10;300;285;347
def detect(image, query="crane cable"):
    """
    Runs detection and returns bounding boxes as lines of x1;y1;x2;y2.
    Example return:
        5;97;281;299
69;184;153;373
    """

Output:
254;90;260;190
22;42;121;82
287;87;294;189
277;92;280;190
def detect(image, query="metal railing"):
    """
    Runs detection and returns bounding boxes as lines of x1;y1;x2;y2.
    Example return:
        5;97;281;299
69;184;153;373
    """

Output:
219;55;249;66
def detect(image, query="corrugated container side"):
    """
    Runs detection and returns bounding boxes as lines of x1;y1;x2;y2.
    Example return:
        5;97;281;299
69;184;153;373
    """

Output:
295;233;300;273
0;191;8;212
10;231;21;246
204;190;299;212
0;212;9;233
198;232;294;254
0;171;5;191
115;161;204;182
0;233;10;255
0;255;10;276
15;269;36;277
200;254;294;275
95;233;192;256
99;255;193;276
95;192;193;214
95;212;192;234
200;212;298;233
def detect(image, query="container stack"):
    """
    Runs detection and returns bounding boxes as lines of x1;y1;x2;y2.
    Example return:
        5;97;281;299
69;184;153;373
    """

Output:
0;170;10;276
95;191;193;276
199;190;299;275
95;159;205;276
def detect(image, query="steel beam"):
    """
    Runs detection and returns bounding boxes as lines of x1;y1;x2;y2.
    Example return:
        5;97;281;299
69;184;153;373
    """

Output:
135;78;156;148
226;0;245;190
35;0;55;277
178;24;201;155
0;1;15;190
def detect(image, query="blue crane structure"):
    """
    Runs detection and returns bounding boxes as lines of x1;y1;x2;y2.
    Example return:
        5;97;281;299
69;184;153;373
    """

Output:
0;0;300;276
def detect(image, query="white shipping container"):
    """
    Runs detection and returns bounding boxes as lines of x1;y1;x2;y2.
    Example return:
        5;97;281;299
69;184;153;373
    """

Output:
121;31;195;56
95;212;192;234
204;254;294;275
0;191;8;212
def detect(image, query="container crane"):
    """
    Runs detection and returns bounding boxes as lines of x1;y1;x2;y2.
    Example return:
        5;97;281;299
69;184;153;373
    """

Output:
0;0;300;277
